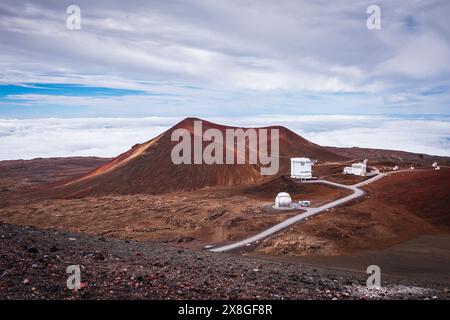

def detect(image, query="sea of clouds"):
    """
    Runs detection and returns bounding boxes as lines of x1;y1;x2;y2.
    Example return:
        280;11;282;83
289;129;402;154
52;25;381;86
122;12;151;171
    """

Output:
0;115;449;160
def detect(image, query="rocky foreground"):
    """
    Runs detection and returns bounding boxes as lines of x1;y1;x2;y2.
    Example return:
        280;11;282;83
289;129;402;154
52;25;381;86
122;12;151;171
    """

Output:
0;223;447;300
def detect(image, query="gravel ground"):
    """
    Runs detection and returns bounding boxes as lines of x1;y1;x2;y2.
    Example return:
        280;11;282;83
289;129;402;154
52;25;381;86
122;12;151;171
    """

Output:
0;223;447;300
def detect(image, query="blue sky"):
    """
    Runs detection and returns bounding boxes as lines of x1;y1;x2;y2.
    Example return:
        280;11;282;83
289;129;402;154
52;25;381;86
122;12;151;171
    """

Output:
1;81;449;118
0;1;449;158
0;83;146;97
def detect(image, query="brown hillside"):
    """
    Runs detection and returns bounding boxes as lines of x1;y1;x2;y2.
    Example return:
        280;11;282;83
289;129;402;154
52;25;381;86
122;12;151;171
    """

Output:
50;118;346;197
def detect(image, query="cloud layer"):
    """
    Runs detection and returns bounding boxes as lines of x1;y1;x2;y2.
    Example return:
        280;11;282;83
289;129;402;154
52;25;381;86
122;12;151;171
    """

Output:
1;116;448;160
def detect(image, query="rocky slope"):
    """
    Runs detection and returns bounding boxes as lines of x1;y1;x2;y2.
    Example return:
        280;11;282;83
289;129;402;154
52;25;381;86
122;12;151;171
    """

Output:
0;223;446;300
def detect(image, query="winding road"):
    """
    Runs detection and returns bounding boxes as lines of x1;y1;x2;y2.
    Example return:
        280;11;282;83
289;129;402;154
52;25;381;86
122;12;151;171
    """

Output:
209;169;385;253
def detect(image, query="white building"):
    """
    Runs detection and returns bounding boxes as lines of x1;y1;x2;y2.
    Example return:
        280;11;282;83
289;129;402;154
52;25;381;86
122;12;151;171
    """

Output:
343;162;367;176
291;157;314;180
274;192;292;208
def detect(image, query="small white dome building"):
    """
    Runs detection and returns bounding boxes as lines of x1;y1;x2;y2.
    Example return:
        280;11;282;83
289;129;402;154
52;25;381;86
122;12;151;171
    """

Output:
274;192;292;208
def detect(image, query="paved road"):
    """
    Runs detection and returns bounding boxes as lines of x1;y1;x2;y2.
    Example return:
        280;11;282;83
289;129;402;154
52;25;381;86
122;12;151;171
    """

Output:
209;170;385;253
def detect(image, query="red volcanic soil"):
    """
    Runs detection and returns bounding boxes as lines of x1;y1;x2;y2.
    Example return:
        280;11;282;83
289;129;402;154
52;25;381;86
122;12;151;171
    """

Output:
257;168;450;256
0;157;110;188
363;169;450;227
49;118;346;197
326;146;450;166
0;157;110;207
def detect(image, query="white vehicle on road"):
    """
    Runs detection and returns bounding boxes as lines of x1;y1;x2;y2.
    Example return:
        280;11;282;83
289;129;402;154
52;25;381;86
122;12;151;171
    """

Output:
298;200;311;207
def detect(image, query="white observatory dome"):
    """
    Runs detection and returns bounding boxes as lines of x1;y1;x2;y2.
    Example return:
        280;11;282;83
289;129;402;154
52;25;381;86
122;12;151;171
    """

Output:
275;192;292;208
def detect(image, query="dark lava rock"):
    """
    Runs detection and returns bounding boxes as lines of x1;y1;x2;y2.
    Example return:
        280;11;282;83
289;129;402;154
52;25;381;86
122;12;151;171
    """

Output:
0;222;442;300
94;252;105;260
26;247;39;254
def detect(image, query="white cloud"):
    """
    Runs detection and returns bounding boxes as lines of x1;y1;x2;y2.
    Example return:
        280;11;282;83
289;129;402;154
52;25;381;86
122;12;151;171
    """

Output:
0;117;174;160
305;120;450;156
226;115;450;156
1;0;449;95
0;116;448;160
377;32;450;78
0;0;450;117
